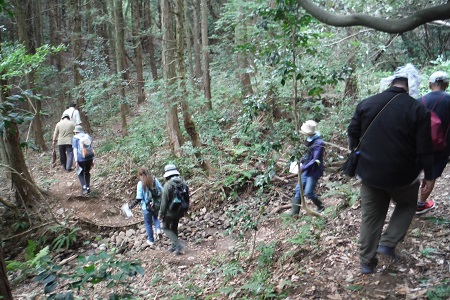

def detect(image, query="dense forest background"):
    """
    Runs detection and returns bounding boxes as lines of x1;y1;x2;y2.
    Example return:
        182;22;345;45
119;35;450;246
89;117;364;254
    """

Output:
1;0;449;299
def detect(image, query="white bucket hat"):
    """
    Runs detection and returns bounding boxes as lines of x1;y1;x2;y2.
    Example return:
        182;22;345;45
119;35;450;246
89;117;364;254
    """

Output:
300;120;317;135
164;164;180;178
429;71;449;83
74;125;84;133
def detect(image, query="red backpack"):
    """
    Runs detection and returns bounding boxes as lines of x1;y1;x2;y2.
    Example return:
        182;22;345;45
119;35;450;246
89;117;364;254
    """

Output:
422;96;449;152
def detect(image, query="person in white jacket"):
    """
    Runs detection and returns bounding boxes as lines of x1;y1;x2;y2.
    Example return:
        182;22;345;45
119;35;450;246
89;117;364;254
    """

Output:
62;102;81;125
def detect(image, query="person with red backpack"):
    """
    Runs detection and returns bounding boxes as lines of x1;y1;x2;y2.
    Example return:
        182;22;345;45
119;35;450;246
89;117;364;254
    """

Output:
416;71;450;214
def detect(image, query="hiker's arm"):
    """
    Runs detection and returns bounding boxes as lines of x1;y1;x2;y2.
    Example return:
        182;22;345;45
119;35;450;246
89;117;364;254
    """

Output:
301;145;323;172
158;184;170;220
129;198;140;209
52;126;58;145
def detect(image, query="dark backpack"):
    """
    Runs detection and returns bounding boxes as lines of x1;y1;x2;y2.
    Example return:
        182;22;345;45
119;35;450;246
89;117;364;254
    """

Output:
146;179;163;212
422;96;449;151
169;183;189;213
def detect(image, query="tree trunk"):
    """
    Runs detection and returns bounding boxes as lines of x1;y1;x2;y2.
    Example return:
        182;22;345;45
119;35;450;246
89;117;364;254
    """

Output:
176;0;213;174
236;4;253;98
161;0;182;157
201;0;212;109
132;0;146;104
48;0;65;112
192;0;202;80
114;0;128;135
71;0;92;134
13;0;47;151
142;0;158;81
184;0;196;87
0;242;13;300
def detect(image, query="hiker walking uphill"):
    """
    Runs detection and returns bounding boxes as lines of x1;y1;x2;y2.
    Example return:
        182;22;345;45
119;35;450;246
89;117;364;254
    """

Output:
72;125;95;195
128;167;163;246
63;102;81;125
52;113;75;172
347;64;434;274
291;120;325;215
416;71;450;215
158;164;190;255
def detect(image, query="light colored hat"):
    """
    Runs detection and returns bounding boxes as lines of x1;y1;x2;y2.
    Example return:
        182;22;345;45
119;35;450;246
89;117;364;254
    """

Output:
379;63;421;98
74;125;84;133
429;71;449;83
164;164;180;178
300;120;317;135
61;113;70;119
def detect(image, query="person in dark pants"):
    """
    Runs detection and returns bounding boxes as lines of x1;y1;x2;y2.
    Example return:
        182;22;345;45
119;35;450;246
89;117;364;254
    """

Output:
291;120;325;215
72;125;94;195
158;164;189;255
347;64;434;274
52;113;75;172
416;71;450;214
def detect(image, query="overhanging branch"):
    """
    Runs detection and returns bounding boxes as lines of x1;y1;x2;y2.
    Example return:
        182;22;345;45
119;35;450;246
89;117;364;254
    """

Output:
297;0;450;33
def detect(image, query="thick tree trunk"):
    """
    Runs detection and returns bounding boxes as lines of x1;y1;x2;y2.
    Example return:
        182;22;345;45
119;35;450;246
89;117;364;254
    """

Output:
142;0;158;81
161;0;182;157
71;0;92;134
0;242;13;300
201;0;212;109
176;0;213;174
114;0;128;135
132;0;146;104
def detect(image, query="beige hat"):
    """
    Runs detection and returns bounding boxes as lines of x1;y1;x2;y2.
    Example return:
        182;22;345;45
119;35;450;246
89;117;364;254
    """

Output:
300;120;317;135
74;125;84;133
164;164;180;178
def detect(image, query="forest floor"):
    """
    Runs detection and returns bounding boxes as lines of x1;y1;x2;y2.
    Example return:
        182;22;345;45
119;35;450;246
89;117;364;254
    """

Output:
3;141;450;299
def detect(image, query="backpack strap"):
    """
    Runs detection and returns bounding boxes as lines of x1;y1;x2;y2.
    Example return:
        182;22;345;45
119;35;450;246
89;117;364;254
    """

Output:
429;93;446;111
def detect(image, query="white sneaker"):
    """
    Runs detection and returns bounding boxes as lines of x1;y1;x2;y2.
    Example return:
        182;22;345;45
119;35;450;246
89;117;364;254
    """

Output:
146;240;154;246
156;229;162;235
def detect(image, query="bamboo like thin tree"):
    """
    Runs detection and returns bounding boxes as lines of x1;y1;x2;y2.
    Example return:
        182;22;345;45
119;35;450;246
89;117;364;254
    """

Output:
71;0;92;133
235;3;254;97
142;0;158;81
132;0;146;104
201;0;212;109
176;0;213;174
192;0;202;80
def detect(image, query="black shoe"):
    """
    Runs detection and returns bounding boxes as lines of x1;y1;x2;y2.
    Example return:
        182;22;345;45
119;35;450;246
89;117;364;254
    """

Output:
86;187;91;194
316;206;325;213
361;262;374;274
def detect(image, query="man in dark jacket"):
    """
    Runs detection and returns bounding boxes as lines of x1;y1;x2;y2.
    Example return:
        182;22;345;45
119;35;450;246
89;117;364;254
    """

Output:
347;64;434;274
416;71;450;214
158;164;189;255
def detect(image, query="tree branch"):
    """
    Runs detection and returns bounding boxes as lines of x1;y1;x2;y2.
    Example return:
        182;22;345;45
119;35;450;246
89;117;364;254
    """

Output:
297;0;450;33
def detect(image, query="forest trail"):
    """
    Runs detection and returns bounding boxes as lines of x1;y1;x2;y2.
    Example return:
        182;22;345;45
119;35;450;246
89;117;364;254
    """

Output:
9;152;450;299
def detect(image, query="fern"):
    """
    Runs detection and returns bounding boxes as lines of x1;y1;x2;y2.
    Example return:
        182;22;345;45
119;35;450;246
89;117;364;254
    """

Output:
30;246;50;268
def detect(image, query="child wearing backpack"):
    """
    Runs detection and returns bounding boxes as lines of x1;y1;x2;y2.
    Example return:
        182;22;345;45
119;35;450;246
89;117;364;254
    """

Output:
129;166;163;246
72;125;94;195
158;164;189;255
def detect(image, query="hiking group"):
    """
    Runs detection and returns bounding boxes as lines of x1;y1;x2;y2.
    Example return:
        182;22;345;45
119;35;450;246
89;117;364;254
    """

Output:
127;164;189;256
293;65;449;274
52;102;94;195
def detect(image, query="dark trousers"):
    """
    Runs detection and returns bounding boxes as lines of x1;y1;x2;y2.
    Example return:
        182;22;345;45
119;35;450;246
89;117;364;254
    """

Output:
78;160;93;189
58;144;73;171
359;180;419;267
162;216;182;248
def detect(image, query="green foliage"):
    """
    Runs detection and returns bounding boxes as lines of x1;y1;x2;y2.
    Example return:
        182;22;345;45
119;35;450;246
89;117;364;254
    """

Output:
34;250;144;298
226;204;258;237
288;216;324;246
11;219;29;233
427;282;450;300
420;247;437;258
51;227;81;250
6;241;52;284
